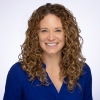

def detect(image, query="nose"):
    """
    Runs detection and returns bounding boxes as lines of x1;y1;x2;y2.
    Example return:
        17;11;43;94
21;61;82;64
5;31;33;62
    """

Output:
47;31;55;41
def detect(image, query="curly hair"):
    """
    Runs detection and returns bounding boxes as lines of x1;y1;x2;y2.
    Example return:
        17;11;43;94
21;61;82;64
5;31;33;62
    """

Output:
18;3;86;91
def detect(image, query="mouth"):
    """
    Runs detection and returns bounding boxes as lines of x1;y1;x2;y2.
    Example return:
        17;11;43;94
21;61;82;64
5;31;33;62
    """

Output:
45;43;58;46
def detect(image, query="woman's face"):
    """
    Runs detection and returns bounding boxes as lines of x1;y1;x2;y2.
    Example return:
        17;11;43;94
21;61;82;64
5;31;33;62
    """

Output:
38;14;65;56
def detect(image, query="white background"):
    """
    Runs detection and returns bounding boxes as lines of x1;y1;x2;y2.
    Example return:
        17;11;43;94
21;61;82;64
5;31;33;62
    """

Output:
0;0;100;100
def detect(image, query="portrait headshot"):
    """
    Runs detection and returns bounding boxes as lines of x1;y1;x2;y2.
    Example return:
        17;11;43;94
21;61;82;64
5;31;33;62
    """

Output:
1;0;100;100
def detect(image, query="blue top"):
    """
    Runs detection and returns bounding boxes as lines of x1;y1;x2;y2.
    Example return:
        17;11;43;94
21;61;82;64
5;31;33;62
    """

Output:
3;62;93;100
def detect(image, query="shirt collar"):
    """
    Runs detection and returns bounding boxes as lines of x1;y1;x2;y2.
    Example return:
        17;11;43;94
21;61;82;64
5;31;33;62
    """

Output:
43;63;46;69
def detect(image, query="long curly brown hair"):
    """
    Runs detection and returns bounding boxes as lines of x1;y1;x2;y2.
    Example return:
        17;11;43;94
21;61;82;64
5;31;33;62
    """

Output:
18;3;86;91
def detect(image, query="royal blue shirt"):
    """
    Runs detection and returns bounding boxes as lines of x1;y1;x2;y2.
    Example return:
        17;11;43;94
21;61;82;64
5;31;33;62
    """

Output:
3;62;93;100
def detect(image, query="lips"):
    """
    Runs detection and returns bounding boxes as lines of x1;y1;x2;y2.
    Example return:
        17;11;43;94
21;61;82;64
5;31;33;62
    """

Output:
46;43;58;46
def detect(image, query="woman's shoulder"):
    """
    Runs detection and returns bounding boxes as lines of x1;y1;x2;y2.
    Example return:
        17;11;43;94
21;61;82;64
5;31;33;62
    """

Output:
8;62;26;76
79;63;92;84
83;63;92;76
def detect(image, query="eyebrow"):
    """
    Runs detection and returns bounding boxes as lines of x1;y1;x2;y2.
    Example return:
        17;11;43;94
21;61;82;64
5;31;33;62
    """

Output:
40;28;48;29
40;27;63;29
55;27;63;29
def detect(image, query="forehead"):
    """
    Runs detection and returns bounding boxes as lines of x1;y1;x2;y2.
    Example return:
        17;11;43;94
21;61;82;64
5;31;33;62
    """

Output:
39;14;62;28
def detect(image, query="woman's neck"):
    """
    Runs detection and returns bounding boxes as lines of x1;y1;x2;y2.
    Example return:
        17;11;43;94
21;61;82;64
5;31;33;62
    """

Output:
43;53;62;69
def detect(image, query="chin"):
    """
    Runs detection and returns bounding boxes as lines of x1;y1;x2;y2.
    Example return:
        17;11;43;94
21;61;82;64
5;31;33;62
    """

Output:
45;50;61;55
48;52;56;54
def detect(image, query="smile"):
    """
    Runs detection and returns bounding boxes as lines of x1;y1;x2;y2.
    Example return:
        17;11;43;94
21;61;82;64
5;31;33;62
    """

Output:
46;43;58;46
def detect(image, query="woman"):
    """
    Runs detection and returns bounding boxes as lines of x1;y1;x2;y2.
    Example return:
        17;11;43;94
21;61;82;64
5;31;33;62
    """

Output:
3;3;93;100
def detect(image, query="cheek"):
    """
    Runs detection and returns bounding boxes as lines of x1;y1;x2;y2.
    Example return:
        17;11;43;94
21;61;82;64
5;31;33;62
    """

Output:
61;36;65;46
38;36;45;47
60;35;65;42
38;34;46;41
39;38;44;45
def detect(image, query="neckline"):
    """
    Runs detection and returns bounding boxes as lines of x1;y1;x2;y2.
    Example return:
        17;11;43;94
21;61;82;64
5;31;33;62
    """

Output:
43;63;65;94
43;63;46;69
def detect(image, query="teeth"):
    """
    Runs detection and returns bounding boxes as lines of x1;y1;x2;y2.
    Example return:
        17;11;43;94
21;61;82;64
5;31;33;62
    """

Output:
47;43;57;46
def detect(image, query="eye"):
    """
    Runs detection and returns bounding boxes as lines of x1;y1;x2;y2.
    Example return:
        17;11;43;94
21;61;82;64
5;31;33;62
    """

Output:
41;30;47;33
55;29;61;32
